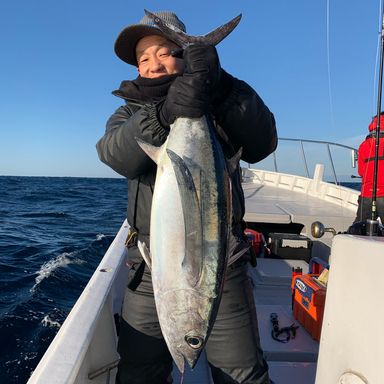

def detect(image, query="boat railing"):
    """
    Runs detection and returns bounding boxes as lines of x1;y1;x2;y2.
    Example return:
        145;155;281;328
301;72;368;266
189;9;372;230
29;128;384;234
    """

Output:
245;137;358;185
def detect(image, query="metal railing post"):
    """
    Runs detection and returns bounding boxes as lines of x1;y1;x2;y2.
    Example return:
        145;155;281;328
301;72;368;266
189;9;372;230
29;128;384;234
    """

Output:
273;151;278;172
300;140;310;178
326;143;338;184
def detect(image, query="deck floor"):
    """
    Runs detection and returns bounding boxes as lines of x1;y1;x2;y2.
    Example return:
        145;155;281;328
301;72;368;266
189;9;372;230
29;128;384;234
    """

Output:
171;258;319;384
242;182;356;234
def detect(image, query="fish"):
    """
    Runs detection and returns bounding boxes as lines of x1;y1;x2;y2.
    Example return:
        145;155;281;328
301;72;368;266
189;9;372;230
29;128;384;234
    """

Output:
136;11;242;373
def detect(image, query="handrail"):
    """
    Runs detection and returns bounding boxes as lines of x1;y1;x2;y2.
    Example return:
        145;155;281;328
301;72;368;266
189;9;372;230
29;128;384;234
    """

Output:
278;137;357;152
250;138;358;185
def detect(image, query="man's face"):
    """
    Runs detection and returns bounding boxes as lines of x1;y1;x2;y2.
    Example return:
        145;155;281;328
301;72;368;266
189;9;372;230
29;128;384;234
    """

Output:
136;35;184;78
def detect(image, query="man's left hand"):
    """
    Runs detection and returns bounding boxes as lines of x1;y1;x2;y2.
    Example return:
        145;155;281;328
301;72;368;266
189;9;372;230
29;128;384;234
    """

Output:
183;45;221;92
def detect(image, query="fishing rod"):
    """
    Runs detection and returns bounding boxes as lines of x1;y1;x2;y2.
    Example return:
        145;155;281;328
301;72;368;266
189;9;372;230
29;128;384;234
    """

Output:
368;6;384;236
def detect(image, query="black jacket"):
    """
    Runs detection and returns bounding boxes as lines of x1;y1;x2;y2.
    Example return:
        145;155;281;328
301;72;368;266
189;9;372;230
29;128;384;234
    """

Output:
96;72;277;258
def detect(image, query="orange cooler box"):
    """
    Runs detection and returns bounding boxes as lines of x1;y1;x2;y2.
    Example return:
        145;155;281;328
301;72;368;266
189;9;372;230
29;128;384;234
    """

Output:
292;274;326;341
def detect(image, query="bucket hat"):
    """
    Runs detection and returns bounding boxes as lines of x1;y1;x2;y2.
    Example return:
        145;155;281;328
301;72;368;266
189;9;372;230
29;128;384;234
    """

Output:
114;11;186;66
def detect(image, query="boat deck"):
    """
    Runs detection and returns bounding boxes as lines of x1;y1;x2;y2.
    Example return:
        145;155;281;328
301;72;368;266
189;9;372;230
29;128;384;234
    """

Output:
243;181;356;233
172;258;318;384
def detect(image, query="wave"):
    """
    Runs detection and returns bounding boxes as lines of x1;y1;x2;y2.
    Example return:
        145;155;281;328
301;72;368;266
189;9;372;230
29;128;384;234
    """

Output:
30;252;82;292
41;315;61;329
20;212;70;218
96;233;106;241
0;176;126;383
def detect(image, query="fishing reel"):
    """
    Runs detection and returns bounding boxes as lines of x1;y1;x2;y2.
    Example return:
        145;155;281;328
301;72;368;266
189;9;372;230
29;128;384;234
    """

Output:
347;219;384;237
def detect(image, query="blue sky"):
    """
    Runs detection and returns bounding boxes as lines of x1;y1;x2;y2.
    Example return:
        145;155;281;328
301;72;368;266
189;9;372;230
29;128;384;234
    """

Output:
0;0;382;177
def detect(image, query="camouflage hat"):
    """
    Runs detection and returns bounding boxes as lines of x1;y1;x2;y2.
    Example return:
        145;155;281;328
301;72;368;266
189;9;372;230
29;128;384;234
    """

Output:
114;11;186;66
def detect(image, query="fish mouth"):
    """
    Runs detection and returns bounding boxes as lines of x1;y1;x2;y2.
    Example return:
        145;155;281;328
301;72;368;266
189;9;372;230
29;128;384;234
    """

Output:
173;352;185;374
170;332;205;372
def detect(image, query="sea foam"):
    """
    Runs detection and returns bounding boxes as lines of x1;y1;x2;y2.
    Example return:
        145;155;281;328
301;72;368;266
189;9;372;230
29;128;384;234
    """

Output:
41;315;61;329
30;252;74;292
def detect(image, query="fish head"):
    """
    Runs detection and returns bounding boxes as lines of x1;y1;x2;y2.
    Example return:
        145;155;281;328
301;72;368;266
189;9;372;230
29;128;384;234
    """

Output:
156;289;216;372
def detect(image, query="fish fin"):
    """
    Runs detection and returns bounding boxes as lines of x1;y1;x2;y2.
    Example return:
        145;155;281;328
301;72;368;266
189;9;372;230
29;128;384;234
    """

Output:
166;149;203;286
137;240;152;271
135;137;162;165
227;147;243;175
200;14;242;46
227;243;250;266
144;10;241;48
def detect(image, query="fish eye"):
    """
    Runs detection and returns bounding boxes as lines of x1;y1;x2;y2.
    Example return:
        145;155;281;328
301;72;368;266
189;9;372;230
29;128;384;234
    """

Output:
185;335;204;349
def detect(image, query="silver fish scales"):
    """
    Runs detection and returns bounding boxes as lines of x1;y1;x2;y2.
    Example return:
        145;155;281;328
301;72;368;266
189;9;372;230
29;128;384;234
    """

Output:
136;11;241;373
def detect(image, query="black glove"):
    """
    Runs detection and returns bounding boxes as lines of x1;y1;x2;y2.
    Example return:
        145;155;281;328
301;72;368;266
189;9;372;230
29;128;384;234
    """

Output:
158;45;221;126
158;74;210;126
183;44;221;89
184;45;234;108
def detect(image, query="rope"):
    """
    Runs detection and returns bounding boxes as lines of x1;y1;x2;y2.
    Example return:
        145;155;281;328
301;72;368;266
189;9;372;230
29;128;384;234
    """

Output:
326;0;335;131
270;313;299;344
373;0;384;115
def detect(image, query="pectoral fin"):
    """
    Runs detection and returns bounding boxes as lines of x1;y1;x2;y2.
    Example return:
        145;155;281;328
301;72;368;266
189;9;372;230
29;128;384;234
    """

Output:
135;137;163;165
227;243;250;266
137;240;152;271
227;147;243;175
166;149;203;286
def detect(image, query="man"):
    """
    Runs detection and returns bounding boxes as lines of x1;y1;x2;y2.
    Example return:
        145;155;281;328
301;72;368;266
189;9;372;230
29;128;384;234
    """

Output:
97;10;277;384
354;113;384;224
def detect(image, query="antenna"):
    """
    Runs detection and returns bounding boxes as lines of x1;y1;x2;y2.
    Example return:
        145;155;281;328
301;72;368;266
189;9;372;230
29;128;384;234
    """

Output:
368;7;384;236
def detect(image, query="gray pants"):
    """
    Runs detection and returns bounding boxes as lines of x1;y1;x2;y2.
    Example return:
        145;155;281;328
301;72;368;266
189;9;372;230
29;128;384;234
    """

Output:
116;258;270;384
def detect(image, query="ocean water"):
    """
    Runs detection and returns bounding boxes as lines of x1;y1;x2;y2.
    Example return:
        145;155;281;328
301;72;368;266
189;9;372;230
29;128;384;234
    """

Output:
0;176;362;384
0;176;127;384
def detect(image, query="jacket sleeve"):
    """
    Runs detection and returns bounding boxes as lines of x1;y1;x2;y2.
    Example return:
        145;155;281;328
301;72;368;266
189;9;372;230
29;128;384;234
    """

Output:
96;103;169;179
357;141;367;178
213;73;277;164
